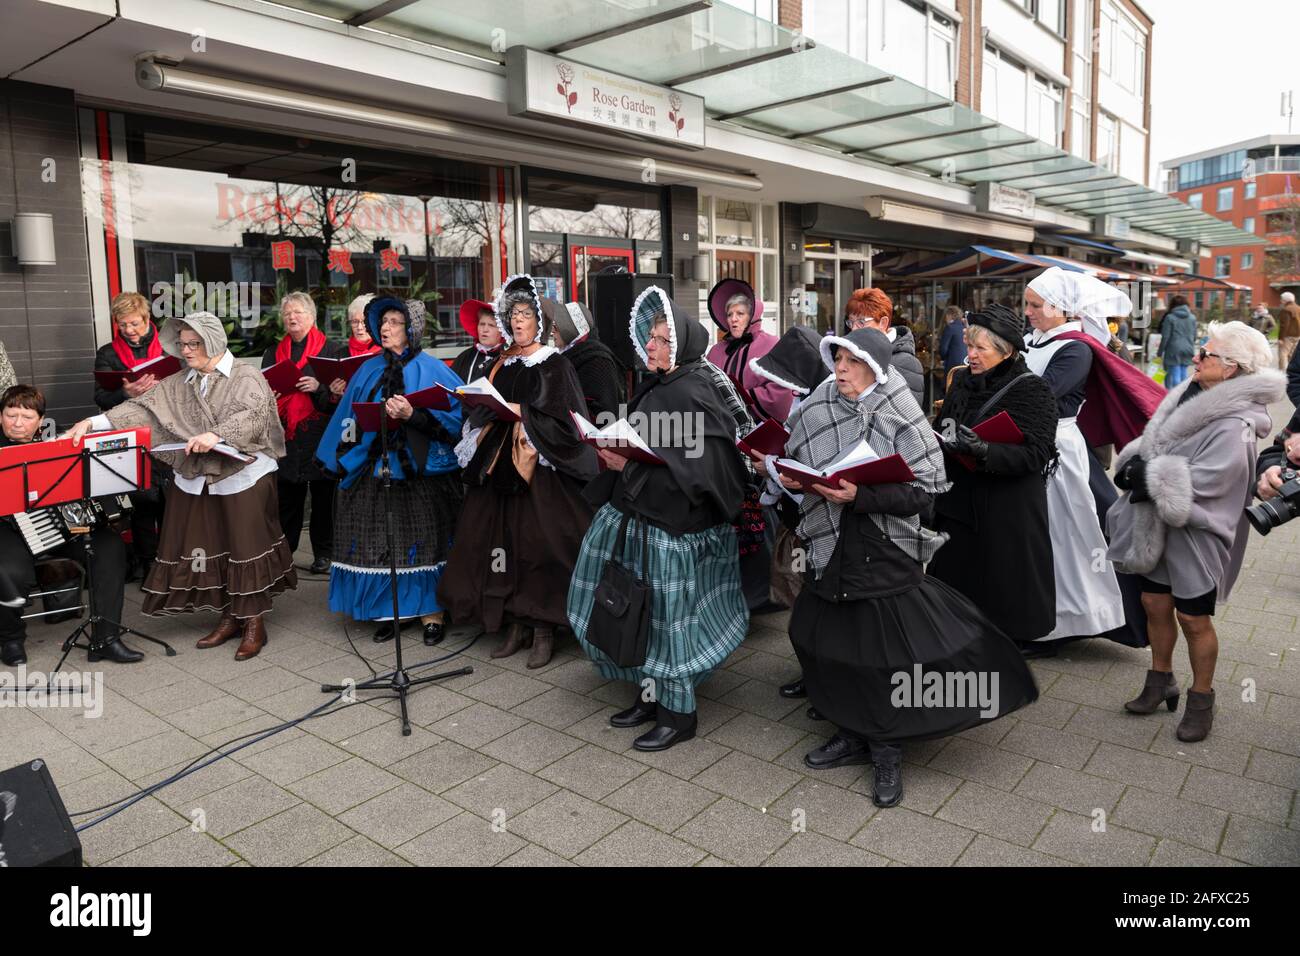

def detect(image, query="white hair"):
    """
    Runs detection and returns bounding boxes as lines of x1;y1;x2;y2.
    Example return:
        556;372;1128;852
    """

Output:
966;323;1015;358
724;293;753;318
1207;321;1272;373
280;291;316;319
1282;291;1296;304
347;292;376;320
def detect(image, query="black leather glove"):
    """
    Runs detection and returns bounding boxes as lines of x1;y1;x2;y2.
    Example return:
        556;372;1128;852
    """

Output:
1116;455;1150;502
951;424;989;463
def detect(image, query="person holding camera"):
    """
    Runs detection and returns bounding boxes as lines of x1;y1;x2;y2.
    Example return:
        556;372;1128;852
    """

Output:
1107;323;1283;742
1255;422;1300;505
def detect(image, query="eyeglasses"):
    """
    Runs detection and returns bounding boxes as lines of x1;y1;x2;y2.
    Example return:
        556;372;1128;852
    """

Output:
647;334;671;349
177;340;203;352
846;316;878;330
1197;348;1235;364
509;308;535;319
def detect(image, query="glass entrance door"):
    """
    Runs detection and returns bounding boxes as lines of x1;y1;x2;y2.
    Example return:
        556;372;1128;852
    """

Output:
571;244;635;309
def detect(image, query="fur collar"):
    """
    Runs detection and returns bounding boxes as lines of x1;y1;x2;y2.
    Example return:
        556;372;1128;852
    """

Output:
1139;370;1284;457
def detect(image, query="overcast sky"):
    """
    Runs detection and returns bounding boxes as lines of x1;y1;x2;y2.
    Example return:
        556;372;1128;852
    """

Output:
1146;0;1300;183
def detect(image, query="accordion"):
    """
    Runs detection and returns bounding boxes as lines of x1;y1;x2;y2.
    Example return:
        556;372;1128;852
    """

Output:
10;495;133;557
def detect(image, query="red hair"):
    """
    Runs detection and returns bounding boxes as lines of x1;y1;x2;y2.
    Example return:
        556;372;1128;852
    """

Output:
845;287;892;323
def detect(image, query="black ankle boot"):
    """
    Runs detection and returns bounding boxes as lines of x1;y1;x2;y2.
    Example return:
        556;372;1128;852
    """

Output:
870;744;904;808
1;639;26;666
88;636;143;664
779;679;807;699
633;707;697;752
804;733;871;770
610;700;657;728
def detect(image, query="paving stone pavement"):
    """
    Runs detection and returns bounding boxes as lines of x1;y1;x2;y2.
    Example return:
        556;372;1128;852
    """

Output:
6;457;1300;866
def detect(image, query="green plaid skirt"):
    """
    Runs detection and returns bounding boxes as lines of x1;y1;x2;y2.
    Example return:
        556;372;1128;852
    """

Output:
567;504;748;714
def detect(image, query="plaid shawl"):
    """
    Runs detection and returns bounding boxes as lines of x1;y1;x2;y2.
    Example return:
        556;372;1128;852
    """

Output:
786;371;950;577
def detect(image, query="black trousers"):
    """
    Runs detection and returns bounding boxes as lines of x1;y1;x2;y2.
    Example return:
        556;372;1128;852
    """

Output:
128;486;165;564
278;476;335;559
839;726;902;765
0;521;126;645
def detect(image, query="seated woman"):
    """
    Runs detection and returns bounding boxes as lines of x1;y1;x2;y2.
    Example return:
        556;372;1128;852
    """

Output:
68;311;297;661
782;328;1037;807
0;385;137;666
928;304;1060;650
316;297;464;646
568;287;749;752
438;275;599;668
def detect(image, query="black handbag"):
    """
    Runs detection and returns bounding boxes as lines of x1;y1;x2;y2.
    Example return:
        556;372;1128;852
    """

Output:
587;511;652;668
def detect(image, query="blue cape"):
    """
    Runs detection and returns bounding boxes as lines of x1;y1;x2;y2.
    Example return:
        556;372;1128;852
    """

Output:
316;350;464;487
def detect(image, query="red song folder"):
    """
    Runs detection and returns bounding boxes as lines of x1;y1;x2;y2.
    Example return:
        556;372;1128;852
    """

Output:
350;388;452;432
308;353;373;387
570;411;666;466
92;354;182;390
773;452;916;492
262;360;307;395
950;410;1024;471
736;418;789;458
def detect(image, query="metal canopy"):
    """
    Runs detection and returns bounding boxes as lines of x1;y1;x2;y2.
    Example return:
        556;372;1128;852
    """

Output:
270;0;1257;246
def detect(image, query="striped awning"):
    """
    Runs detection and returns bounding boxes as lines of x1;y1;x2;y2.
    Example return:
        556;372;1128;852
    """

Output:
874;245;1176;285
1166;272;1252;292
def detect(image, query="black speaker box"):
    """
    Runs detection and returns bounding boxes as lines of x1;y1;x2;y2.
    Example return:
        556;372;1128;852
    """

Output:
592;272;674;373
0;758;82;867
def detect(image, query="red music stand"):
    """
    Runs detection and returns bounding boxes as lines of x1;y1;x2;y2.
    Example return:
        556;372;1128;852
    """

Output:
0;429;175;666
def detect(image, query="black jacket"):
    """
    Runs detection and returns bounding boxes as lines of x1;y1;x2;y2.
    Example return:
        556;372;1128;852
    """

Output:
804;482;932;602
93;332;159;411
889;327;926;410
562;338;625;423
261;338;345;482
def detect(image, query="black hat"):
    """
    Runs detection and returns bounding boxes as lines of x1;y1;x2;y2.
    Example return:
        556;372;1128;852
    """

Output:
968;303;1024;351
750;325;828;395
817;327;894;381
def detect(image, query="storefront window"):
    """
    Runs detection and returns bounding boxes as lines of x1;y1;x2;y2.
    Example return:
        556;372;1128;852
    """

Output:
79;110;513;357
714;199;758;247
698;194;712;243
526;174;660;240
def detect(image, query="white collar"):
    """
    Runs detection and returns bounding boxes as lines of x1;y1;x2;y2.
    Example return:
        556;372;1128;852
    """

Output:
857;380;880;401
1028;319;1082;346
186;349;233;382
885;327;898;343
501;344;557;367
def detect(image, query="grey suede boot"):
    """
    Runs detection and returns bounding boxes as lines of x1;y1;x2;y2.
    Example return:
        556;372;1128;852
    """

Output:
1176;689;1215;742
1124;669;1181;714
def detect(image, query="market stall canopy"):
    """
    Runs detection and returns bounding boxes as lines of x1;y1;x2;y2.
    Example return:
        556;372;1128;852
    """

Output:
269;0;1258;248
875;245;1176;285
1165;273;1252;292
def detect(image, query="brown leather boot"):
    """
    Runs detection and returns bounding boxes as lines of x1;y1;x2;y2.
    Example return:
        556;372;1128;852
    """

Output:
490;621;531;659
234;616;268;661
1176;689;1215;742
526;626;554;669
1124;669;1181;714
197;612;241;649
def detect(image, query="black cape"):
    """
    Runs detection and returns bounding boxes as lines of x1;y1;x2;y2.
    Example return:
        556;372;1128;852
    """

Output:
587;298;747;536
928;356;1059;643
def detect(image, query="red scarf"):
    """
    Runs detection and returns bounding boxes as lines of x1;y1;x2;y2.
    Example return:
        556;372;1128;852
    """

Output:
276;326;327;439
1056;330;1164;449
112;323;162;369
348;335;381;357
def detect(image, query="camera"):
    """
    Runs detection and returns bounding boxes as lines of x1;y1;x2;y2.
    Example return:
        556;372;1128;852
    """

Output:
1246;467;1300;535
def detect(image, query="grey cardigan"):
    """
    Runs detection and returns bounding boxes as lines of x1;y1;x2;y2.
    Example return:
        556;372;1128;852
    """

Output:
1107;370;1284;601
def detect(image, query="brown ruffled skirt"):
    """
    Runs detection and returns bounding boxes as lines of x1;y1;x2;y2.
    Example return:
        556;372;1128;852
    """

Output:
141;473;298;620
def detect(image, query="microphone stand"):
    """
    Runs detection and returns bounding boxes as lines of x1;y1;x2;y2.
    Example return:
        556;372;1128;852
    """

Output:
321;390;470;736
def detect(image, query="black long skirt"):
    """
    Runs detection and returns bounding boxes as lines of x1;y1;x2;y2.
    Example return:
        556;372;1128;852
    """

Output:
790;577;1039;744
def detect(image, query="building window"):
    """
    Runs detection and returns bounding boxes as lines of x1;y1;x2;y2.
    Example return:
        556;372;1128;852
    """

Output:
1034;0;1065;36
1217;186;1234;211
697;196;781;325
1244;217;1255;233
81;109;514;355
801;0;955;99
722;0;778;20
1096;112;1118;173
1242;253;1255;270
983;45;1061;146
1214;255;1231;277
1188;193;1203;210
1178;149;1248;189
1100;2;1147;95
1194;292;1204;309
1245;180;1257;200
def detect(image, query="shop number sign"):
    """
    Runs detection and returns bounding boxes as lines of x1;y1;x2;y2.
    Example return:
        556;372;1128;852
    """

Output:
506;47;705;150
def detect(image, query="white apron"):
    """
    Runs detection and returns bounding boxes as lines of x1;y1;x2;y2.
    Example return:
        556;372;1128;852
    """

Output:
1024;330;1126;641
